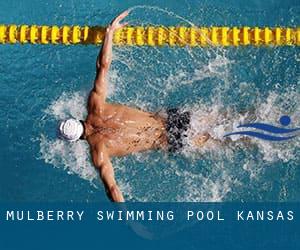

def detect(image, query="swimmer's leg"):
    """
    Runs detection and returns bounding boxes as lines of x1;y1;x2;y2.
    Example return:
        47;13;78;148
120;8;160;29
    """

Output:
190;115;216;147
189;108;258;148
192;133;254;148
192;132;211;147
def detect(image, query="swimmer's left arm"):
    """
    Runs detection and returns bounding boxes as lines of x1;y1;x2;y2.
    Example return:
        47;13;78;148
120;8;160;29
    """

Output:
92;143;125;202
94;11;129;100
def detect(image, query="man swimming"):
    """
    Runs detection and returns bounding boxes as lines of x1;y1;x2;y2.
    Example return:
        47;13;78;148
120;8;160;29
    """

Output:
58;11;210;202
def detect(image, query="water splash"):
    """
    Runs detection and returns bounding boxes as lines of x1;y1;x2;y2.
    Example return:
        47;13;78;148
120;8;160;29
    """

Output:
39;89;300;202
37;6;300;202
39;134;98;184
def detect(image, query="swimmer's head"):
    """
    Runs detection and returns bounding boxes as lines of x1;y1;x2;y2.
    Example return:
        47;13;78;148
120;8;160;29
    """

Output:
57;118;84;142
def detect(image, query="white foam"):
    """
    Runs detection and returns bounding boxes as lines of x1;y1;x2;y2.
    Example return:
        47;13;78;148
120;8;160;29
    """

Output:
39;92;98;185
253;90;300;162
45;91;87;120
180;89;300;162
39;134;97;183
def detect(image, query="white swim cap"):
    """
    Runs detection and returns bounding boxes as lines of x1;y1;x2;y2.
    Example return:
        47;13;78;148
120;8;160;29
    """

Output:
58;118;84;142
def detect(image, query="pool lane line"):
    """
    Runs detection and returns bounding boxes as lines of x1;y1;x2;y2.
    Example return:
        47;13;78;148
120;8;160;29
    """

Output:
0;25;299;47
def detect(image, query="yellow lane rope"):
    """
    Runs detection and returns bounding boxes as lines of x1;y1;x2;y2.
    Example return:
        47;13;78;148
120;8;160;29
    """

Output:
0;25;299;46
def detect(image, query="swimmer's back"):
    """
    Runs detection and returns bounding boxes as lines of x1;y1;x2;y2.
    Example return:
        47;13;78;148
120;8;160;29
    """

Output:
86;102;168;156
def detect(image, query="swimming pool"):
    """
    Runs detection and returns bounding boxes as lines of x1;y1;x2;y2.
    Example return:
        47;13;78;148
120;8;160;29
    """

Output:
0;0;299;202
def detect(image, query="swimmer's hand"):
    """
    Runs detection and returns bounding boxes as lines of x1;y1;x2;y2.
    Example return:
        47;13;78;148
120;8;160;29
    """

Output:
107;10;129;33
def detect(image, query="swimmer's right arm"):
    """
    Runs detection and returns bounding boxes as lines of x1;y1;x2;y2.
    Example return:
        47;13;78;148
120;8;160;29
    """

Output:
92;144;125;202
93;11;129;100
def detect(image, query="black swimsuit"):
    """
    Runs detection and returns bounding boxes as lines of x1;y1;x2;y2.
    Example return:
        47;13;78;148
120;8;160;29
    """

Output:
166;108;191;153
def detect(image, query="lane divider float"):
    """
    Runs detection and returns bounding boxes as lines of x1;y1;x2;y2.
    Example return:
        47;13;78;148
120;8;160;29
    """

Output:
0;25;299;46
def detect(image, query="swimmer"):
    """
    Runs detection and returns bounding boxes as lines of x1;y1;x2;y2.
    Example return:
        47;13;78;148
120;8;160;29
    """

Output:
58;11;210;202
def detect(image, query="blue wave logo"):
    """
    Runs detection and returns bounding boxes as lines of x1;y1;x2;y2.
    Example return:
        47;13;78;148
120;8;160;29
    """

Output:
224;116;300;141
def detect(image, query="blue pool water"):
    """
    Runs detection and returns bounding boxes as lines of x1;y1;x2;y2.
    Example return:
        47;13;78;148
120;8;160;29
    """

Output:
0;0;299;202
